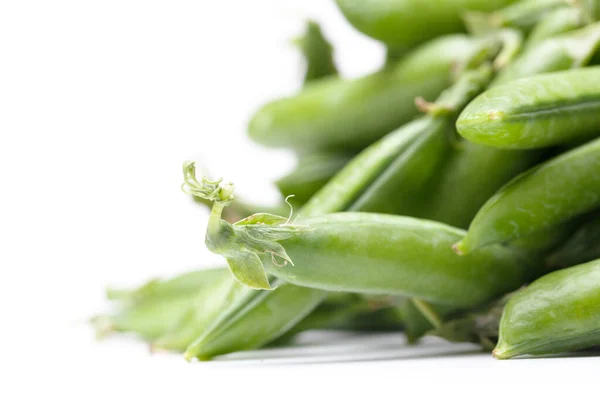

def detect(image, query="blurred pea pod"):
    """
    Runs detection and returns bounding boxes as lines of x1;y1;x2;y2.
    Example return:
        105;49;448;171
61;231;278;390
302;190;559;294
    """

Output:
454;136;600;254
294;20;337;84
92;267;231;341
546;211;600;269
464;0;579;34
184;280;327;360
334;0;517;48
248;34;479;153
524;7;587;50
275;152;353;207
492;21;600;86
494;259;600;359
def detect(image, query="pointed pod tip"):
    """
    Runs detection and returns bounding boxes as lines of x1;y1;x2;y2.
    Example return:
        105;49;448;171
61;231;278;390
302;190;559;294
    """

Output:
452;241;468;256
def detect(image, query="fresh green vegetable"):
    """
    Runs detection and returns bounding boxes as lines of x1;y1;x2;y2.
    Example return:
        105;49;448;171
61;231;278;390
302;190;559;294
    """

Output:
492;22;600;86
248;34;479;153
546;211;600;268
294;20;338;84
334;0;517;47
494;259;600;359
456;67;600;149
275;153;353;206
454;136;600;254
524;7;586;49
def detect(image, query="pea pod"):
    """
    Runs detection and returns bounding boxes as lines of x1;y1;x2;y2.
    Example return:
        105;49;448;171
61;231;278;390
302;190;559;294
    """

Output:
421;142;543;229
293;20;337;85
464;0;574;34
524;7;587;50
456;67;600;149
184;280;326;360
546;211;600;268
188;173;532;308
92;267;231;341
346;65;495;215
275;152;353;207
248;34;478;153
494;259;600;359
492;22;600;86
454;136;600;254
334;0;517;47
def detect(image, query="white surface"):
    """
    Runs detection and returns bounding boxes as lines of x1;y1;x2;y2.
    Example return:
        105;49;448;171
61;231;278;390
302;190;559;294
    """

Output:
1;1;597;398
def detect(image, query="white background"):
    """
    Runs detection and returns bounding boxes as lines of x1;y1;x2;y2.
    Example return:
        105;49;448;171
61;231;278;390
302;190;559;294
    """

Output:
1;1;597;398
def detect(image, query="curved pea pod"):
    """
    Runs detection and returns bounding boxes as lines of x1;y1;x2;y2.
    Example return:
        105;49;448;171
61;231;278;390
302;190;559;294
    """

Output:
152;274;251;352
546;211;600;268
492;22;600;87
524;7;586;50
494;259;600;359
464;0;574;34
396;299;458;343
183;280;327;361
224;213;527;308
92;267;231;341
456;67;600;149
248;34;478;153
422;142;543;229
293;20;338;85
275;152;353;206
345;65;495;216
454;136;600;254
334;0;517;48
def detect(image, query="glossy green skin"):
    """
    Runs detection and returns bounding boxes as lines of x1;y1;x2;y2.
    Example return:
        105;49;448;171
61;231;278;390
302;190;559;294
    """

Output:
334;0;516;47
275;153;352;206
422;142;542;229
456;136;600;253
265;213;530;308
546;212;600;268
494;259;600;359
249;35;476;153
296;20;337;84
492;22;600;87
523;7;585;50
348;118;450;215
300;117;425;215
457;67;600;148
185;281;327;360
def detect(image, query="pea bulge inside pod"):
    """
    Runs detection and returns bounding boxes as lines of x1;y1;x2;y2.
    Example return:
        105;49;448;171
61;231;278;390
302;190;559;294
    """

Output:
264;213;530;309
456;67;600;149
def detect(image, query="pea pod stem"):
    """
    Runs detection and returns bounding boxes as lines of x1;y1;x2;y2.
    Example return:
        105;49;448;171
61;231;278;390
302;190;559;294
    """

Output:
411;299;443;329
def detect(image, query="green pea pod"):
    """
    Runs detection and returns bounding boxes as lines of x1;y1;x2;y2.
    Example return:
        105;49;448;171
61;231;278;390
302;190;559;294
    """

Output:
152;274;251;352
184;280;327;360
275;152;353;206
524;7;587;50
464;0;573;34
456;67;600;149
546;211;600;268
494;259;600;359
492;22;600;87
248;34;478;153
334;0;517;47
422;142;543;229
454;136;600;254
396;299;458;343
293;20;338;85
192;181;532;307
92;267;231;341
346;65;495;216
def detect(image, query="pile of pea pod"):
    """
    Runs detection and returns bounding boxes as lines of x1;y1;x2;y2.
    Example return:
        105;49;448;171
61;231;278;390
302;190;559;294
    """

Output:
95;0;600;361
